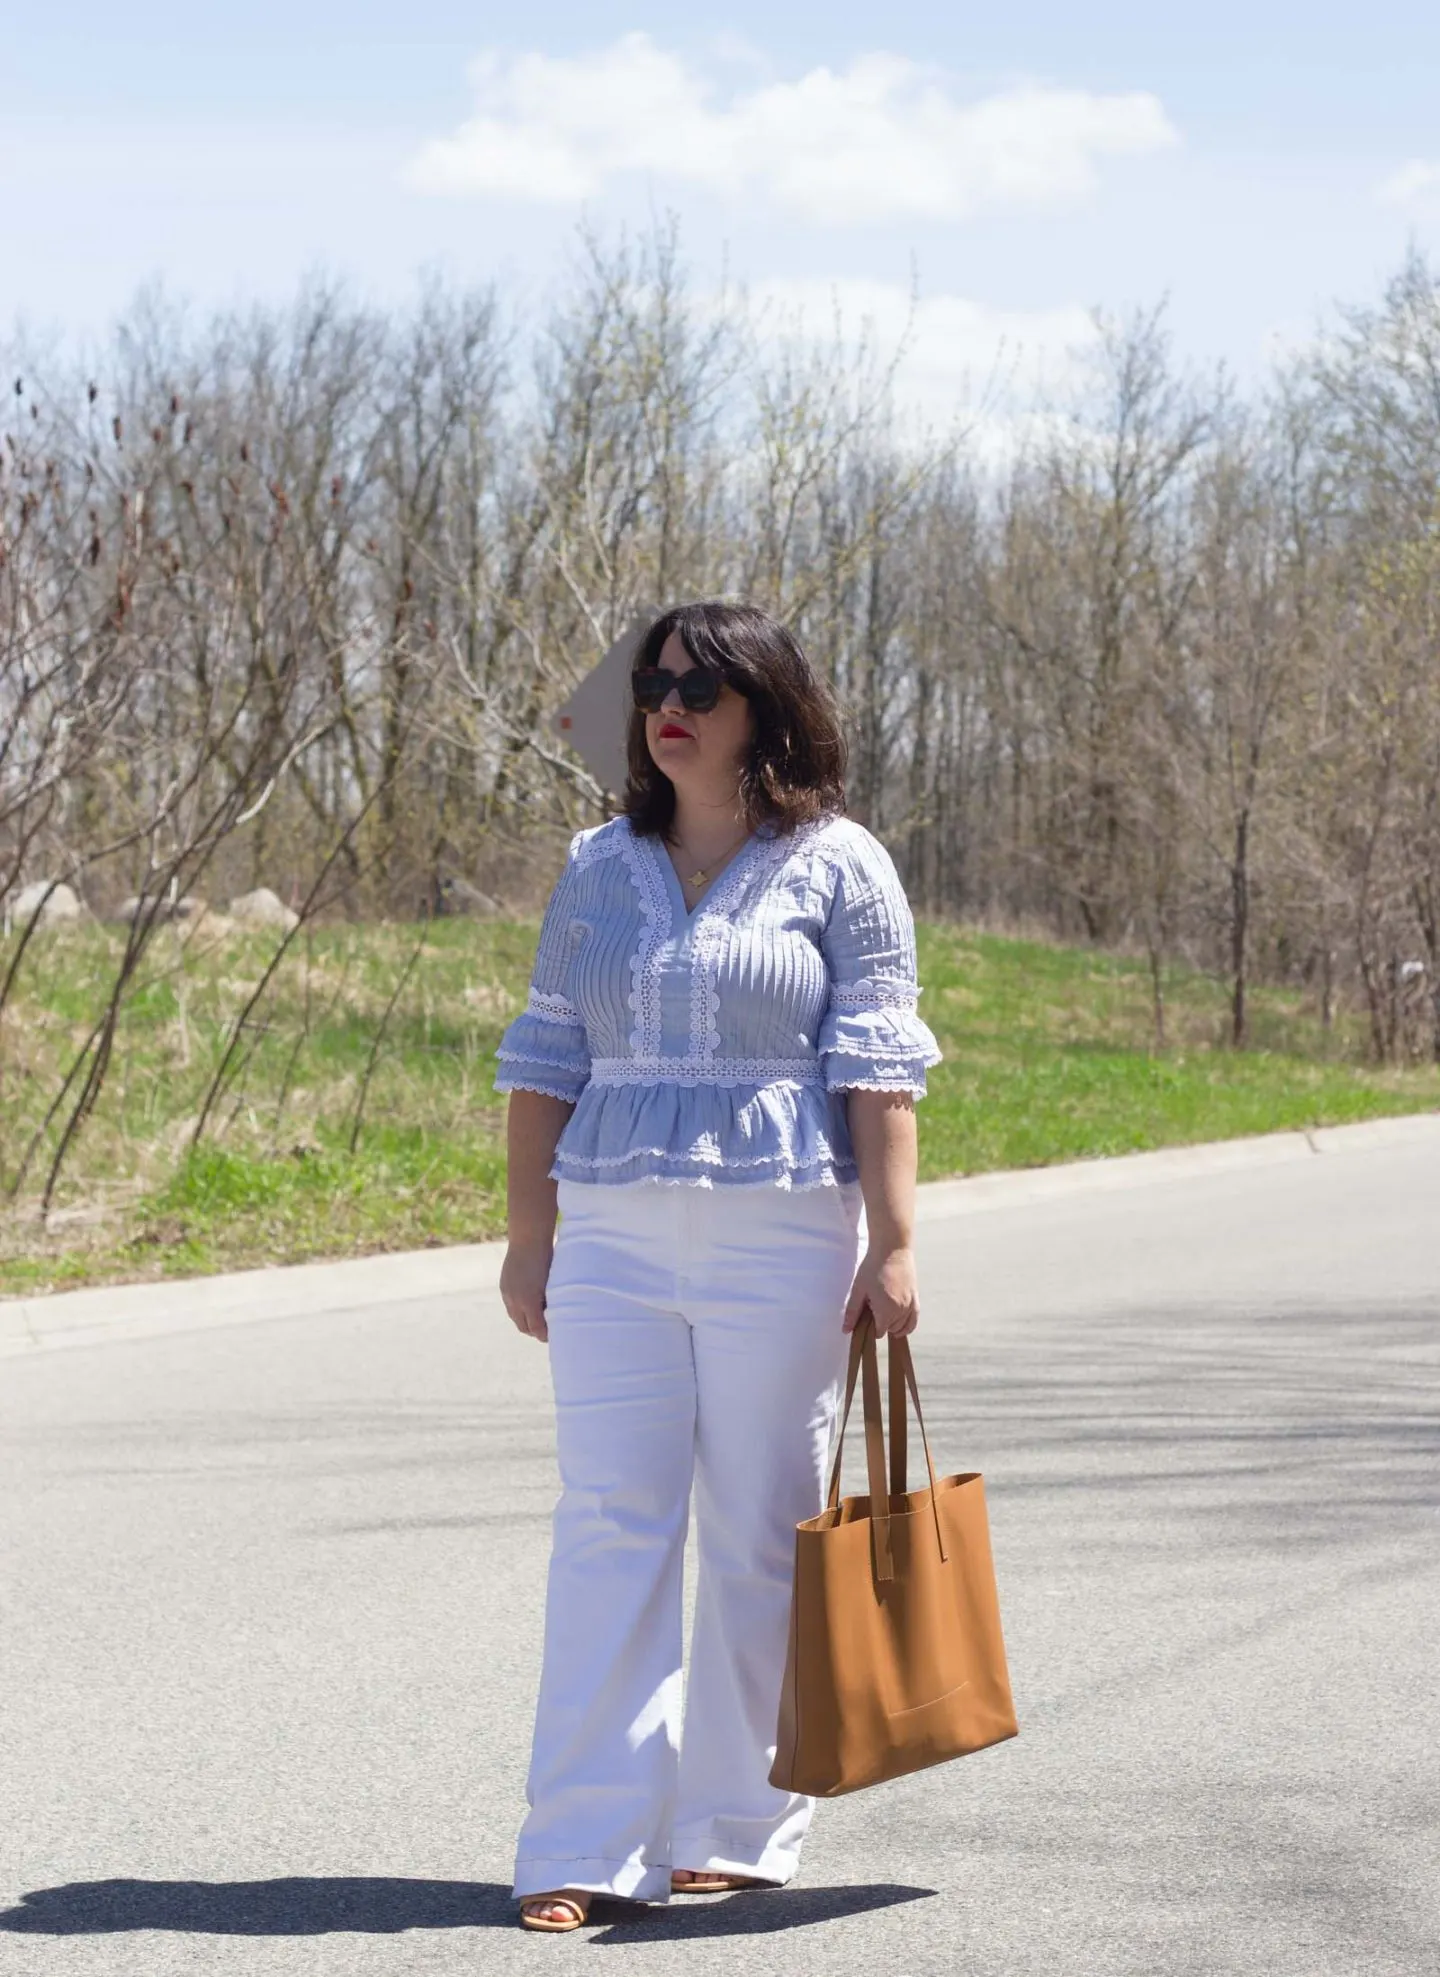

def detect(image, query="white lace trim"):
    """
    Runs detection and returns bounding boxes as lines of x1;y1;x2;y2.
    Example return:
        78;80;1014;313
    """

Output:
555;1167;848;1192
829;977;920;1010
617;823;670;1058
688;946;724;1059
526;988;579;1025
570;825;625;873
495;1074;584;1101
555;1137;839;1172
687;859;724;1060
589;1055;823;1087
822;1036;942;1062
828;1069;929;1091
497;1043;588;1072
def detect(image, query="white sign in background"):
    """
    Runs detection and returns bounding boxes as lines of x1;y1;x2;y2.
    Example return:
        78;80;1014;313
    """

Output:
549;619;653;798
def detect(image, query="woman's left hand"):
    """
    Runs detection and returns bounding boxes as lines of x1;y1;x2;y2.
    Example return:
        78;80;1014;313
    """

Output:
843;1241;920;1337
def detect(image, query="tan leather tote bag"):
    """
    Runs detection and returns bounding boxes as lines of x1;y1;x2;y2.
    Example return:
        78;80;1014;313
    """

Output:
770;1315;1018;1797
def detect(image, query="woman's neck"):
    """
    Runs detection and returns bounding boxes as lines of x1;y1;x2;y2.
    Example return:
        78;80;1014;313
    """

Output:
669;787;748;855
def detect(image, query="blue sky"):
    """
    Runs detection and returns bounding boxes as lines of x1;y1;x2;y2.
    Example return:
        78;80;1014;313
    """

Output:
5;2;1439;411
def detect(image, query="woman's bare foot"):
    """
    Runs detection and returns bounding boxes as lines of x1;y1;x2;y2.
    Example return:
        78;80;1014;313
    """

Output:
518;1888;591;1932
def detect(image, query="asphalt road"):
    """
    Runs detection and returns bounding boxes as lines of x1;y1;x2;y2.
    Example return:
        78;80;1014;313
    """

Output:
2;1126;1438;1976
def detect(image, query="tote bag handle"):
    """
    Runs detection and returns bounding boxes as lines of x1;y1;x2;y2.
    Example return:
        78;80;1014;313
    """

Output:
827;1311;948;1584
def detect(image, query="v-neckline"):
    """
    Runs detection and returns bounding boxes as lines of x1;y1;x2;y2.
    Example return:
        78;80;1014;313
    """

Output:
647;827;760;927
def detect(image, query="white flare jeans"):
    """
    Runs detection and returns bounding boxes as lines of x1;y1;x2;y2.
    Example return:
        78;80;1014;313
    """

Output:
512;1176;866;1903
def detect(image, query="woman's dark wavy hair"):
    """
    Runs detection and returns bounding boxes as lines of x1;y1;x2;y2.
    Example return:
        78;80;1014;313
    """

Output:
623;600;847;837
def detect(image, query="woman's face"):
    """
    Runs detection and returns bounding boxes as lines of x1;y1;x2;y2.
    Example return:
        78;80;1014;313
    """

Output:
644;632;754;793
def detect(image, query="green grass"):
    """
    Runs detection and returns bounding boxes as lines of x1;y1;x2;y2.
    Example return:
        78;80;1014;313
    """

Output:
1;915;1435;1297
914;928;1437;1179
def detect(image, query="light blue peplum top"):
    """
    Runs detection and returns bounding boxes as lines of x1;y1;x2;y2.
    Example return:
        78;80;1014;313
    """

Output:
493;812;942;1190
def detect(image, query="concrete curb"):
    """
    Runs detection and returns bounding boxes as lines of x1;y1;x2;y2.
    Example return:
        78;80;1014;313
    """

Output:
0;1242;505;1361
913;1108;1440;1221
3;1110;1436;1359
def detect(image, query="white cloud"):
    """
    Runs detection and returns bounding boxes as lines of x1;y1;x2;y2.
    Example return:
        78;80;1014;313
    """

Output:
726;276;1100;446
405;35;1179;225
1377;159;1440;206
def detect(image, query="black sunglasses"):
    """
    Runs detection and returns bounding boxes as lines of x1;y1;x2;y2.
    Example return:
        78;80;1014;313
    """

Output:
631;666;726;715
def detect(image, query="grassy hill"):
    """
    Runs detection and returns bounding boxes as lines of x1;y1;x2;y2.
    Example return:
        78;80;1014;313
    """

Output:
1;917;1435;1297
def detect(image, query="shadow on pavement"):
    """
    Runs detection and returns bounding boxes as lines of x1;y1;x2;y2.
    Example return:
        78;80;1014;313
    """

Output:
0;1877;936;1940
590;1883;935;1940
925;1300;1440;1548
0;1877;515;1935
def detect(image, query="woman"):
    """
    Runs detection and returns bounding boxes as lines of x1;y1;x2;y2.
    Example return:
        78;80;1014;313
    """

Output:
496;600;941;1933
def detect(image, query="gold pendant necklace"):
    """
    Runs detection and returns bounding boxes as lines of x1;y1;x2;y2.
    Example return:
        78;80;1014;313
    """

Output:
682;830;749;889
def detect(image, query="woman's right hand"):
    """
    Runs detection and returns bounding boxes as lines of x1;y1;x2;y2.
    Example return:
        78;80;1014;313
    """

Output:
501;1239;554;1342
500;1090;573;1343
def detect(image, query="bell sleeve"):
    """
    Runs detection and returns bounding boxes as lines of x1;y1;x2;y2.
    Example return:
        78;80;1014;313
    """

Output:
494;835;592;1104
817;833;942;1097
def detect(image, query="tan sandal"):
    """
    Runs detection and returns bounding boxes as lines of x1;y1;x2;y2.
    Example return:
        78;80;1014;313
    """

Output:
670;1870;770;1895
518;1889;591;1932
